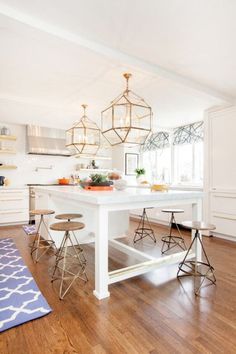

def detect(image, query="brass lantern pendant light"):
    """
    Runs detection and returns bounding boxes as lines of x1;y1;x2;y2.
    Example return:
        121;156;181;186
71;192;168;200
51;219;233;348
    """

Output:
101;73;152;146
66;104;100;155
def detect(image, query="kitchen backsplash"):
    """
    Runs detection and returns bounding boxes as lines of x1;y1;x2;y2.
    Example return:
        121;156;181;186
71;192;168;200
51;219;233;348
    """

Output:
0;122;112;185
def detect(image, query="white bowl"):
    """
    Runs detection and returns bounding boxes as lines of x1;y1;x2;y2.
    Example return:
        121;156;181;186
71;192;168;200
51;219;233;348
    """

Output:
113;179;127;191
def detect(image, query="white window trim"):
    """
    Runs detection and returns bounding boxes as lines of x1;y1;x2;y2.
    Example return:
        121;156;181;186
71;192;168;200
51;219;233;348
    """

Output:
140;131;203;188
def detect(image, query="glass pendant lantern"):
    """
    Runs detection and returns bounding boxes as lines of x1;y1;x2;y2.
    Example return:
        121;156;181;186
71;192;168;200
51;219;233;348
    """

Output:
101;73;152;146
66;104;100;155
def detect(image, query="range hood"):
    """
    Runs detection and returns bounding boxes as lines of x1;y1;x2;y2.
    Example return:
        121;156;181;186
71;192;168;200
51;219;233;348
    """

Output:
27;125;71;156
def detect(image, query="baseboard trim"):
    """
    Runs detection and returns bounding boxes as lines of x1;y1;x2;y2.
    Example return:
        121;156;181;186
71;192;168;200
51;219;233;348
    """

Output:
212;232;236;242
130;216;210;236
130;215;168;228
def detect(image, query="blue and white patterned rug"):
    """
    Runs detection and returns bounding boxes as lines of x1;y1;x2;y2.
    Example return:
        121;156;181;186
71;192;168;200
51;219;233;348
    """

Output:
22;225;37;235
0;238;52;332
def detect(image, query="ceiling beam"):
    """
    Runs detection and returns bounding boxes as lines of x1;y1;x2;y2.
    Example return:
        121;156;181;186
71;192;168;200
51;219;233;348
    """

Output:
0;3;234;104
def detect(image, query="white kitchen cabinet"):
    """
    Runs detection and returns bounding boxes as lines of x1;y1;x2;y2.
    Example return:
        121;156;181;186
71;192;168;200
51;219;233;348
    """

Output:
204;105;236;240
0;187;29;225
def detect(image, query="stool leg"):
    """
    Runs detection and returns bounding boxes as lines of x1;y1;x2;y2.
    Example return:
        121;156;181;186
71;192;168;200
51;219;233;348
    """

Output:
59;231;69;299
31;215;55;263
173;215;187;251
30;215;41;251
161;213;174;253
67;233;88;283
71;231;87;265
144;209;156;243
194;233;216;295
67;218;86;264
51;230;88;300
59;232;88;299
177;231;197;277
133;208;156;243
133;210;145;243
51;232;67;279
161;213;186;254
31;215;43;262
42;217;56;247
177;230;216;295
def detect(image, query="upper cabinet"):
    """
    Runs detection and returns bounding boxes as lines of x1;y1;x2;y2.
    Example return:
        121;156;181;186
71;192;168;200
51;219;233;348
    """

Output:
204;106;236;240
208;107;236;191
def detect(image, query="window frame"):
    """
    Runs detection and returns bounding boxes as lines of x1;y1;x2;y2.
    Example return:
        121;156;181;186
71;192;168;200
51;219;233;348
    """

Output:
172;140;203;186
140;129;204;187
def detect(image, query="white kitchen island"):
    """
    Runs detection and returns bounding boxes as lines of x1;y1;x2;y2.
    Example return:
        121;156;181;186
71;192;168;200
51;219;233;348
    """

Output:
34;186;203;300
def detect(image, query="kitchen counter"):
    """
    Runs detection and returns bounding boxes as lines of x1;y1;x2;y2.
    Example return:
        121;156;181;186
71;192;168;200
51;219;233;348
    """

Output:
127;184;203;191
34;186;203;300
0;185;28;189
34;185;203;205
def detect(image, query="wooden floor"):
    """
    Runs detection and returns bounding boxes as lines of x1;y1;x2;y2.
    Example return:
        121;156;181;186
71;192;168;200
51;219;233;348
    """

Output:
1;222;236;354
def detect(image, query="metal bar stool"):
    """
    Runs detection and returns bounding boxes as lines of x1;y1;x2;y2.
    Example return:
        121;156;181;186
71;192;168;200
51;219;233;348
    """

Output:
55;213;86;265
50;221;88;299
161;209;186;254
133;207;156;243
30;209;56;262
177;221;216;295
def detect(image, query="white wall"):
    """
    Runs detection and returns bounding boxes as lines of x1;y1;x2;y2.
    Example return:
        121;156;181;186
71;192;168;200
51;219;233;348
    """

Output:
0;122;112;185
112;145;140;184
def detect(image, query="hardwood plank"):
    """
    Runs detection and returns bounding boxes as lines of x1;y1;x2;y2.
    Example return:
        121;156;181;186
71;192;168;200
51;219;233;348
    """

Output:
0;223;236;353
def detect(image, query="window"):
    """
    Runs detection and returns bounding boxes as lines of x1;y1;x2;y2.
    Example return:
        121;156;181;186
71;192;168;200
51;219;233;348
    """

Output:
173;141;203;185
141;131;171;184
173;121;203;185
142;147;171;184
140;121;204;186
174;144;192;183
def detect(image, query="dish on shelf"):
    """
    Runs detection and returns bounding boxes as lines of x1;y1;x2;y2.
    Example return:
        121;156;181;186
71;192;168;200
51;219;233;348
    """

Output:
0;165;17;169
0;135;17;141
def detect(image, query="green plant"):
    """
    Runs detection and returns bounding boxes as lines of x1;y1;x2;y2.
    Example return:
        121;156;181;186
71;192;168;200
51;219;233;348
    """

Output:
135;168;145;176
90;173;108;184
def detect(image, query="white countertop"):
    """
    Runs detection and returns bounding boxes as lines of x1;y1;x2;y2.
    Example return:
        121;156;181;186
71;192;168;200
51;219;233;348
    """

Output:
127;184;203;191
34;186;203;205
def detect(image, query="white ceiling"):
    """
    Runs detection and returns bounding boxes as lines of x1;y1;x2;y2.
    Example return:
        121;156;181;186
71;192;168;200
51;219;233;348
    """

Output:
0;0;235;130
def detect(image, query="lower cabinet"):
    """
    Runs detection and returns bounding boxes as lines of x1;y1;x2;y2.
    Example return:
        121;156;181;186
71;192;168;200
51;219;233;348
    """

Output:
204;106;236;240
0;188;29;225
210;192;236;239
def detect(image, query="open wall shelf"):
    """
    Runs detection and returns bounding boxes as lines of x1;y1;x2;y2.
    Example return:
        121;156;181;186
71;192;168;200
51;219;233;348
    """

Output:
77;168;113;173
0;165;17;170
0;149;16;154
0;135;17;141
